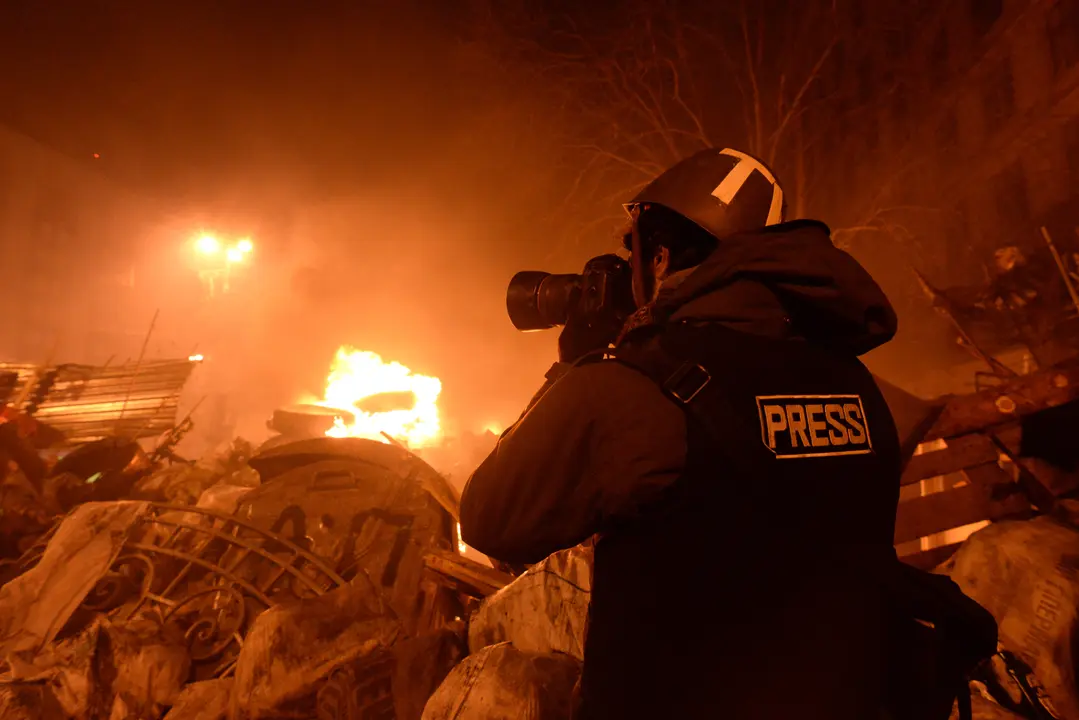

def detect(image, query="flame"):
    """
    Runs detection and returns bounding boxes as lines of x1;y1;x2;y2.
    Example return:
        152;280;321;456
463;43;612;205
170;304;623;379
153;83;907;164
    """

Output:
315;347;442;448
456;523;468;554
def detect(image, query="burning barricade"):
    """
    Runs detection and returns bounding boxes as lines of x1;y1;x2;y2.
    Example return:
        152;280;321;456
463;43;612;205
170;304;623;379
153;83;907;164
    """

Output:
0;431;474;719
5;345;1079;720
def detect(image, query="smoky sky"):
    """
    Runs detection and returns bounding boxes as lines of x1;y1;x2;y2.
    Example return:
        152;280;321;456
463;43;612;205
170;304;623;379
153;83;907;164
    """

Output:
0;0;584;446
0;1;503;198
0;0;967;450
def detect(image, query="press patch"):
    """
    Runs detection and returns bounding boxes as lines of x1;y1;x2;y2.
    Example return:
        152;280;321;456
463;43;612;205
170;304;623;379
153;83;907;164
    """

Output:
756;395;872;459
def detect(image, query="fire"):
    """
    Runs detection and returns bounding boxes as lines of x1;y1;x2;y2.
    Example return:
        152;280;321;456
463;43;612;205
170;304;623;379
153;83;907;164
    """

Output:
316;347;442;448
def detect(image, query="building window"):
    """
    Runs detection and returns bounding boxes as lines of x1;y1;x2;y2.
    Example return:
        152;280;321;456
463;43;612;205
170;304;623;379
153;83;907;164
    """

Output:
864;112;879;152
990;161;1032;233
892;88;911;143
1066;114;1079;181
831;40;847;88
982;57;1016;131
928;29;949;89
1048;0;1079;75
851;0;865;29
884;29;904;62
937;109;959;151
971;0;1004;38
857;62;873;105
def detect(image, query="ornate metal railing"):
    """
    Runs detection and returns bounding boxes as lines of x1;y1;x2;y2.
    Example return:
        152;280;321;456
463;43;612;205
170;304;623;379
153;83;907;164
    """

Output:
14;502;355;679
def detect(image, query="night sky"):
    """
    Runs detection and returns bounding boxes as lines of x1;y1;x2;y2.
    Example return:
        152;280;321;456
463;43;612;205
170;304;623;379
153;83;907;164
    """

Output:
0;0;968;441
0;1;503;200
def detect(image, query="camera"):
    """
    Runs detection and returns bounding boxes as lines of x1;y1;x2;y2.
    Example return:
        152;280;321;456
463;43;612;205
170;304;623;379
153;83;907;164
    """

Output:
506;254;636;332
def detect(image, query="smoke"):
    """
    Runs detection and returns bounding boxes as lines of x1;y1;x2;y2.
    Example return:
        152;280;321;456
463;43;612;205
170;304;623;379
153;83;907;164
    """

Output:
2;0;978;459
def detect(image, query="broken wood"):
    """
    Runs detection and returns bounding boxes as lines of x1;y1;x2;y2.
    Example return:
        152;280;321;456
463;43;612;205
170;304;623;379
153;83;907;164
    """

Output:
900;432;1000;486
899;541;965;571
925;361;1079;440
424;550;514;598
893;461;1031;545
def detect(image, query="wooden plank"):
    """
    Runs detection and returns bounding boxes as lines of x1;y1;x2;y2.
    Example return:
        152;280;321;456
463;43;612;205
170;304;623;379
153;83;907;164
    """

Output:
899;542;963;571
424;550;514;598
893;462;1031;545
926;362;1079;440
900;432;999;486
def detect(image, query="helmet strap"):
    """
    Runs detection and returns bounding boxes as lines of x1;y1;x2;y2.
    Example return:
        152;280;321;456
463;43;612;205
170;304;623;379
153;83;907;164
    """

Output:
629;205;653;308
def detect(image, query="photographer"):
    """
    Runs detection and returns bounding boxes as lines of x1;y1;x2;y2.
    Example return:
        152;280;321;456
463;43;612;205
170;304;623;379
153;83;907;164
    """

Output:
460;148;991;719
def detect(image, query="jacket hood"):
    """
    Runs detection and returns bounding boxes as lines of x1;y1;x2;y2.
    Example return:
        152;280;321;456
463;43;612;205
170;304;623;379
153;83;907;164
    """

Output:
650;220;897;356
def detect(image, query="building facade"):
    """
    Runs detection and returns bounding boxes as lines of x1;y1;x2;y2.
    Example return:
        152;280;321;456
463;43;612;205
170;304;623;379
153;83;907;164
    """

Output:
0;124;160;364
812;0;1079;286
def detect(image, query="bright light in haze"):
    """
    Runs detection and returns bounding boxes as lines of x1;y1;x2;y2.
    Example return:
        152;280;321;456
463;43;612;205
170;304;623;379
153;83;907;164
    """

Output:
226;247;243;263
237;238;253;253
195;235;220;255
188;354;204;362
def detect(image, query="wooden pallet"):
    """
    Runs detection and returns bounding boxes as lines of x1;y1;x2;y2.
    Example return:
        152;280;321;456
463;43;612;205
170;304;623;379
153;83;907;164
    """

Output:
895;361;1079;569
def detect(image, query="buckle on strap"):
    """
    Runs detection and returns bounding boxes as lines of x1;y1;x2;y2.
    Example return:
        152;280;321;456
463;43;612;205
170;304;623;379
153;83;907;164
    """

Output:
663;362;711;404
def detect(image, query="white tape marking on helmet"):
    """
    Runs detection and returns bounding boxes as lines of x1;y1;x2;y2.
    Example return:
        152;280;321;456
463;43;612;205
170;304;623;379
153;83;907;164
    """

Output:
715;148;784;225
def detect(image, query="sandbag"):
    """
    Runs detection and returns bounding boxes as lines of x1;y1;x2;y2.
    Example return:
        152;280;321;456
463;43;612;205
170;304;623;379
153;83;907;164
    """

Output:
229;578;400;719
0;501;151;658
195;484;252;516
164;678;233;720
949;692;1026;719
469;544;592;660
131;464;219;505
946;516;1079;718
98;615;191;718
0;615;190;719
421;642;580;720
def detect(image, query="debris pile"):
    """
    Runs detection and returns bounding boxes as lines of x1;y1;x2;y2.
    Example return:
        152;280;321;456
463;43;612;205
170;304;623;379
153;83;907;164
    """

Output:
0;429;484;719
2;355;1079;720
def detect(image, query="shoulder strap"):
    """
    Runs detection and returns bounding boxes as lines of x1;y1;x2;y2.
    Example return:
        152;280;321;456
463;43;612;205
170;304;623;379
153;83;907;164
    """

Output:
602;331;762;477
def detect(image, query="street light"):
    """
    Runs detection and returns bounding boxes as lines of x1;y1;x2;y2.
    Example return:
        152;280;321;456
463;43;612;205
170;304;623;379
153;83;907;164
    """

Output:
192;233;255;298
195;234;221;256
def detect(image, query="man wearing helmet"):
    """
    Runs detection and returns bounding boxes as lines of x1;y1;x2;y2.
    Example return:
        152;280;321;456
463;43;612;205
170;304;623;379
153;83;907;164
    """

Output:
459;149;953;718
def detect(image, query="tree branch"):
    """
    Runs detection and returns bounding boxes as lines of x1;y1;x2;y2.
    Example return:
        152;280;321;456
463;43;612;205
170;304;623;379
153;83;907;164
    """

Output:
768;35;838;163
738;0;765;155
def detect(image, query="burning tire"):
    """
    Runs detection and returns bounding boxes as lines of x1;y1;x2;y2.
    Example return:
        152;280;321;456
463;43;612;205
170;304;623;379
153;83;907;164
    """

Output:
267;404;354;439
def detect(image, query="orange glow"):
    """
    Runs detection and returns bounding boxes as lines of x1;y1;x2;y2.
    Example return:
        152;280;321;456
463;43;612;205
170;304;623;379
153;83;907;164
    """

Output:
226;247;244;263
456;523;468;554
195;234;220;255
313;347;442;448
237;238;253;253
483;422;503;435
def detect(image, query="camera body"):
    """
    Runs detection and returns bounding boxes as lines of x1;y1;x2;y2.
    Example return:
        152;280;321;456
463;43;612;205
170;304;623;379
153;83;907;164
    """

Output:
506;254;635;332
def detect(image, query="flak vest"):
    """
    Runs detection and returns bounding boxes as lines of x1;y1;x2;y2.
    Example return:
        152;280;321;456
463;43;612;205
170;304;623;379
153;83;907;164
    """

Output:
574;321;903;720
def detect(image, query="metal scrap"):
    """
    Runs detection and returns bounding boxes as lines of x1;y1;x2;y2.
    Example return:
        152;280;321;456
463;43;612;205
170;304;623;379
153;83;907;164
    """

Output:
0;359;198;444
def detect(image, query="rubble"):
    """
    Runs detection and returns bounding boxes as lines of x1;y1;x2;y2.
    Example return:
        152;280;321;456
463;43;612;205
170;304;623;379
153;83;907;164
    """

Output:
944;516;1079;718
421;642;580;720
229;579;400;719
467;544;592;661
3;354;1079;720
163;678;233;720
0;501;151;657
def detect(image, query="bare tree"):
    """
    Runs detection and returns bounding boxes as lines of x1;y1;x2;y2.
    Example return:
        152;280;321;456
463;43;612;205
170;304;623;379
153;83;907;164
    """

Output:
470;0;959;274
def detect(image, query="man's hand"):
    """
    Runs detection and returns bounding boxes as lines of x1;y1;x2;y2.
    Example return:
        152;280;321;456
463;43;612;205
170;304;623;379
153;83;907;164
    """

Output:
558;286;624;364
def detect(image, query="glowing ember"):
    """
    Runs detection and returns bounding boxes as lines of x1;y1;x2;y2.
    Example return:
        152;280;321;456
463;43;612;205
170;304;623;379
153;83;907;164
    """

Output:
315;347;442;448
456;523;468;554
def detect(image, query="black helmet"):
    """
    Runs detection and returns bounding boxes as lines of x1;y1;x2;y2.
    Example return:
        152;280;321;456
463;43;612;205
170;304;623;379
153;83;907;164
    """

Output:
624;148;786;240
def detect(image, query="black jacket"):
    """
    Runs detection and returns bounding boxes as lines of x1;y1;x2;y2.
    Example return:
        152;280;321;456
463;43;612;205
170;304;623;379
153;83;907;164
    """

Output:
461;221;908;564
461;221;912;717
